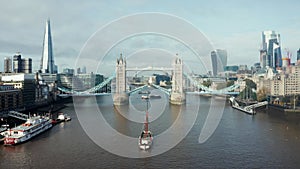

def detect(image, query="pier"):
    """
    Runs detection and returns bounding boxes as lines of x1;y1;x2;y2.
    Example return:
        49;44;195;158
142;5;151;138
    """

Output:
229;97;268;115
8;111;29;121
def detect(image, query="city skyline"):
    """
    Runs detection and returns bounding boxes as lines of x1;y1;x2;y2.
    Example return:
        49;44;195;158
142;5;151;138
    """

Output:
0;1;300;74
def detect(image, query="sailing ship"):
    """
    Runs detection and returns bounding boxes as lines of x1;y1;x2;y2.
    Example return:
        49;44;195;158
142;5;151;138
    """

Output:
138;98;153;150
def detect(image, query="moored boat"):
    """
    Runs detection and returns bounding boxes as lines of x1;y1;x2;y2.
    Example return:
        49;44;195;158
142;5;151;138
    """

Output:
64;115;71;121
52;113;71;124
3;115;52;145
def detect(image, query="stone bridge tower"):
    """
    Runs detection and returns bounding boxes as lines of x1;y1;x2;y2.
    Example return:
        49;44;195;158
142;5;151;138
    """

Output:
113;54;129;105
170;55;185;105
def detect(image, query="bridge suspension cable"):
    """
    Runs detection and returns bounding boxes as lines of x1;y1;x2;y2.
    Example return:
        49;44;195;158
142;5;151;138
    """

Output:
57;73;116;94
183;72;240;93
151;84;171;95
183;73;212;91
84;73;116;93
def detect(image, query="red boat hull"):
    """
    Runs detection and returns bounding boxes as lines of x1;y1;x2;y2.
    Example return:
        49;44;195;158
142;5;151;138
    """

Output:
4;137;16;145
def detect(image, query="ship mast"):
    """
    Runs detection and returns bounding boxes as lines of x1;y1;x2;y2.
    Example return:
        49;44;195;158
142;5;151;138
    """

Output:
144;98;149;133
144;111;149;133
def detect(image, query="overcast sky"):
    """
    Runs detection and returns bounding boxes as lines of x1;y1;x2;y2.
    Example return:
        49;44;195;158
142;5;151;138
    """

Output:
0;0;300;75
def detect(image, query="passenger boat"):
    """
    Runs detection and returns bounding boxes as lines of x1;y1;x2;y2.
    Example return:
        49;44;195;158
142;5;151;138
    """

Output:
3;115;52;145
138;102;153;150
141;95;149;99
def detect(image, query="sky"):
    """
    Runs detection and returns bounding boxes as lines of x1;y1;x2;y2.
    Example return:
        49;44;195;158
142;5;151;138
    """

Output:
0;0;300;75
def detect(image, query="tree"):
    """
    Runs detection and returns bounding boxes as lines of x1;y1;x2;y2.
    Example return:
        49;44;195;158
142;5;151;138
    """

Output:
238;86;256;100
257;87;268;101
244;79;256;90
202;80;212;87
226;80;234;87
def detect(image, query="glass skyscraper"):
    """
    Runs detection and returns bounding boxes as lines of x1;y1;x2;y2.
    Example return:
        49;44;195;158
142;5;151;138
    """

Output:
40;19;55;74
297;48;300;65
261;30;282;68
12;53;32;73
211;49;227;76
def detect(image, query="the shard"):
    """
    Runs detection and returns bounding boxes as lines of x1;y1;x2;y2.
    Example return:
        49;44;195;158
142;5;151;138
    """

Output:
40;19;55;73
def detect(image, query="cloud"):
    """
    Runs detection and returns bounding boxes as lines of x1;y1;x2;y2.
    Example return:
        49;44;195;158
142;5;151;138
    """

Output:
0;0;300;74
210;31;261;66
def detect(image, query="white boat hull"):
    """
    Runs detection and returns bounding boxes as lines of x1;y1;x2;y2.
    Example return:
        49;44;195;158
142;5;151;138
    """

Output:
138;135;153;150
4;117;53;145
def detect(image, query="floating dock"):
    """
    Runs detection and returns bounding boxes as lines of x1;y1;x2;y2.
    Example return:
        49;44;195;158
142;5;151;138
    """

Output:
229;97;268;115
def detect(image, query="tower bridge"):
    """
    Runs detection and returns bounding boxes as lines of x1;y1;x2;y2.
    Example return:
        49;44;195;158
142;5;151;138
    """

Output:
58;53;240;105
113;54;185;105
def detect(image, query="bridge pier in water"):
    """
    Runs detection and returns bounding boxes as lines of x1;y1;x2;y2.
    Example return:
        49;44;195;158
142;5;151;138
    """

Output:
113;93;129;105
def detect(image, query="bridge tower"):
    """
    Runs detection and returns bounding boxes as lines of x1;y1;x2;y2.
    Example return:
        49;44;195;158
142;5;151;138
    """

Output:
113;54;129;105
170;55;186;105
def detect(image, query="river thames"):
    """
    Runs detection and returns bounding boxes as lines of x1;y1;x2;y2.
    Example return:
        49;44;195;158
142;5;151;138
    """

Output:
1;94;300;169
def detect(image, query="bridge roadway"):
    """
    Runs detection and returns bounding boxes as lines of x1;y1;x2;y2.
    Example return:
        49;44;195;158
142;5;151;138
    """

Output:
186;91;240;95
58;87;239;97
126;66;173;71
57;71;240;97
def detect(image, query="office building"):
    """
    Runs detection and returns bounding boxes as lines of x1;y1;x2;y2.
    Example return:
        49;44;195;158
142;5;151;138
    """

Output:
2;74;36;108
63;68;75;75
269;65;300;96
261;31;282;68
224;65;239;72
22;58;32;73
13;53;22;73
260;50;267;68
297;48;300;65
0;88;23;112
12;53;32;73
81;66;87;74
76;73;104;90
4;57;12;73
211;49;227;76
77;67;81;74
40;19;55;73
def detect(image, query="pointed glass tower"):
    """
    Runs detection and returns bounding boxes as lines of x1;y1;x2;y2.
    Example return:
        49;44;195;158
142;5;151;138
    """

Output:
40;19;55;73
